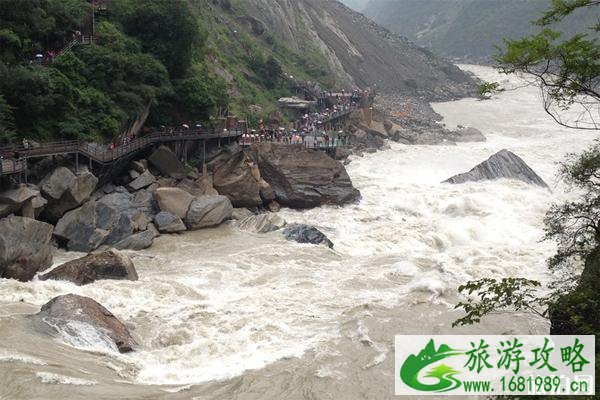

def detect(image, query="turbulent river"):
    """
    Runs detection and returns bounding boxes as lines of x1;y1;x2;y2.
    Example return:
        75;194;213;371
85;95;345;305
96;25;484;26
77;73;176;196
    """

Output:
0;65;598;400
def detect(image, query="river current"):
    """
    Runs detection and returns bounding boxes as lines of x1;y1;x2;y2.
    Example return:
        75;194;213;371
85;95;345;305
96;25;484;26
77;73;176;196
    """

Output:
0;65;597;399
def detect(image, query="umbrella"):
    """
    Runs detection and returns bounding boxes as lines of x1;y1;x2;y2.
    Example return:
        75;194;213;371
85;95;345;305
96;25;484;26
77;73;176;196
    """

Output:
182;124;190;129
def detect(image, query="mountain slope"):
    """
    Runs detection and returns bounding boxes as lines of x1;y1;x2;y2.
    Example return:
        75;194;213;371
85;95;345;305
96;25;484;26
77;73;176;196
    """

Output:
199;0;474;102
363;0;598;61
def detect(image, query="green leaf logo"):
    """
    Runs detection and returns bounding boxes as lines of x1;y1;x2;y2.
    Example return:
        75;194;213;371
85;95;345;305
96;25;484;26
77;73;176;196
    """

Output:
400;339;464;392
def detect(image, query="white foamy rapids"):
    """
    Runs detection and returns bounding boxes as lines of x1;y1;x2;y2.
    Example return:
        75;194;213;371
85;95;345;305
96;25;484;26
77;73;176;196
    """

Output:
44;318;120;354
35;372;97;386
0;65;597;388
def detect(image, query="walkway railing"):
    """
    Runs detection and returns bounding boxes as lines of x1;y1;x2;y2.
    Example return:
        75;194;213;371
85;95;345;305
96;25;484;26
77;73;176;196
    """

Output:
239;136;347;149
0;128;243;176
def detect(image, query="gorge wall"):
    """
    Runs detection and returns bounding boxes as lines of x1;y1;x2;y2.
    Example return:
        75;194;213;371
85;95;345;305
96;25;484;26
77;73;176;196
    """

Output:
203;0;474;101
359;0;597;61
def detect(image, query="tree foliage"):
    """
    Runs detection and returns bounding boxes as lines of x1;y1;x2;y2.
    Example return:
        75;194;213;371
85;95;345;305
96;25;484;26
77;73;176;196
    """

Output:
496;0;600;129
0;0;228;143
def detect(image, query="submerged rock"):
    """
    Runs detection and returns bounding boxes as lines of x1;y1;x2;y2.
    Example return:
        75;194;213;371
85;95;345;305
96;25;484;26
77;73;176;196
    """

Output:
282;224;334;248
443;149;549;188
237;213;287;233
40;249;138;286
251;143;360;208
0;216;54;281
32;294;137;353
231;208;254;221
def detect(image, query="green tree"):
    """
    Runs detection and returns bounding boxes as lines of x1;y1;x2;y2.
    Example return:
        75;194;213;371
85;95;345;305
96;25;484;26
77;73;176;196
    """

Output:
496;0;600;130
0;94;16;144
113;0;201;79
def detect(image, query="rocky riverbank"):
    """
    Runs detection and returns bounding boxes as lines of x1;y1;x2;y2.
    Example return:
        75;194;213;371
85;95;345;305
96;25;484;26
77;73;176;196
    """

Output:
0;142;357;282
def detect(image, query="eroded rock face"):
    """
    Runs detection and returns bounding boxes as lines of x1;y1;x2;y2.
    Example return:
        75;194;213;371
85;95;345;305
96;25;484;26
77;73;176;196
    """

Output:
282;224;334;248
0;216;54;281
443;149;549;188
251;143;361;209
40;249;138;286
236;213;287;233
32;294;137;353
213;151;263;207
185;195;233;230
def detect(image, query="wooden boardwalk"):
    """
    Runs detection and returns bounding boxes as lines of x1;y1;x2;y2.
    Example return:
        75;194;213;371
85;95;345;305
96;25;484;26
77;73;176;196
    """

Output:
0;129;243;176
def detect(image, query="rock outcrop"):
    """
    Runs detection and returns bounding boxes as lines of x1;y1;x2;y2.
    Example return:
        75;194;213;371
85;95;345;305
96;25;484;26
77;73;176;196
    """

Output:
443;149;549;188
236;213;287;233
185;195;233;229
0;216;54;281
251;143;360;208
40;249;138;286
213;151;262;207
148;145;186;179
54;188;158;252
154;187;194;219
32;294;137;353
282;224;334;248
40;168;98;222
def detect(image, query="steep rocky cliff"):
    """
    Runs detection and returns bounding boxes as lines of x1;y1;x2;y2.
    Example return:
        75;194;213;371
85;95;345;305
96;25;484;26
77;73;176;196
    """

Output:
200;0;474;101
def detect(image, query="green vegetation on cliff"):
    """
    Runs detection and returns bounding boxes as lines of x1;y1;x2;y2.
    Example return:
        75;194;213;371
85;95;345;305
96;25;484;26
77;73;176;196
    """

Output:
0;0;230;143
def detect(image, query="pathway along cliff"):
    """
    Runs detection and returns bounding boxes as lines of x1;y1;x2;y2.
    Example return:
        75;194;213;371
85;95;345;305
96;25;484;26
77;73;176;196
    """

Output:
0;65;598;399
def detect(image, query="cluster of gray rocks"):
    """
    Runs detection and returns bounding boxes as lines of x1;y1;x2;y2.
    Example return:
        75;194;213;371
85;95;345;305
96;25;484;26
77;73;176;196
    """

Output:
0;142;351;352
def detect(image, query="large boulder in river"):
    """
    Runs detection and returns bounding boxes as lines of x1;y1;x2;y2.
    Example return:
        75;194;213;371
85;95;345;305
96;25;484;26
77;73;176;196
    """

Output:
148;145;186;179
153;187;194;219
40;249;138;286
213;151;262;207
41;168;98;222
154;211;186;233
443;149;549;188
282;224;334;248
0;216;54;281
32;294;137;353
185;195;233;229
251;143;360;208
54;201;108;252
54;190;156;252
236;213;287;233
